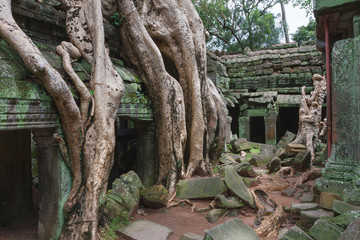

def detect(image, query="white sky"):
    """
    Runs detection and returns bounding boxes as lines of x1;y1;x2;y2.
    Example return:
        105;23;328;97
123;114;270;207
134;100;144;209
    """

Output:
271;3;312;42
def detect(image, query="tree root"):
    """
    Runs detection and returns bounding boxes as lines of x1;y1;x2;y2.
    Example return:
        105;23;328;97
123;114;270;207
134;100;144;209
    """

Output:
274;167;295;177
295;167;322;186
255;204;285;238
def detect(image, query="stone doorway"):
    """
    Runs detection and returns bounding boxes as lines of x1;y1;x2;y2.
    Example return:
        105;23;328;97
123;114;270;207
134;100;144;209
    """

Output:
250;116;265;143
0;130;33;228
277;107;299;141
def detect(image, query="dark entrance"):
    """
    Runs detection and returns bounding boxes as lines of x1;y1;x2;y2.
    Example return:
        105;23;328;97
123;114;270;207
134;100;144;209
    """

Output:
250;116;265;143
0;130;33;227
277;107;299;141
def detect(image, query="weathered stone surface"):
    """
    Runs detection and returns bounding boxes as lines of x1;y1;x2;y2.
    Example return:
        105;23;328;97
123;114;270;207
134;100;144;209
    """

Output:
281;157;295;167
301;193;315;203
234;162;258;178
332;199;360;215
215;194;245;209
226;209;239;217
309;219;344;240
299;209;333;230
268;157;281;173
277;226;313;240
231;138;256;152
257;144;276;166
331;210;360;229
274;147;287;160
179;232;203;240
204;219;260;240
242;176;260;188
286;144;306;157
219;153;237;164
206;209;227;223
293;150;311;171
249;155;260;166
140;185;168;209
282;185;297;197
106;171;144;219
277;131;296;149
118;220;172;240
290;203;318;219
318;192;341;211
340;218;360;240
176;177;227;199
224;165;255;208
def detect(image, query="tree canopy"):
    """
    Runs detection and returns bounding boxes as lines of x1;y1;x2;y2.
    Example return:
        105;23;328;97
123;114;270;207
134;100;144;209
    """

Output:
292;19;315;45
192;0;282;52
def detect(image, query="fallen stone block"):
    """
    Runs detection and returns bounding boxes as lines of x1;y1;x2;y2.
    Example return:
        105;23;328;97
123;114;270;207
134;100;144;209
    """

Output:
206;209;227;223
176;177;227;199
319;192;341;210
277;131;296;149
268;157;281;173
286;144;306;157
290;203;318;220
299;209;333;231
180;232;203;240
301;193;315;203
215;194;244;209
118;220;172;240
140;185;168;209
277;226;313;240
332;199;360;215
331;210;360;229
224;165;255;208
340;218;360;240
293;150;311;171
309;219;344;240
204;219;260;240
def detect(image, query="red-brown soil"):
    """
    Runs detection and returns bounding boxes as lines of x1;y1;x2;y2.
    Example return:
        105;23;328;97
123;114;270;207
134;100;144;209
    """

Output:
0;168;313;240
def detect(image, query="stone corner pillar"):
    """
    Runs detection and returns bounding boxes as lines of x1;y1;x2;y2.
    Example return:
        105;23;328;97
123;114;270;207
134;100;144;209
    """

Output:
32;128;71;240
264;111;277;146
134;121;156;188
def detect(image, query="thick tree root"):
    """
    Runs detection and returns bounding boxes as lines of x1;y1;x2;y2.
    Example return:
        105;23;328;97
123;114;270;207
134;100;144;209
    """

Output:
255;205;285;238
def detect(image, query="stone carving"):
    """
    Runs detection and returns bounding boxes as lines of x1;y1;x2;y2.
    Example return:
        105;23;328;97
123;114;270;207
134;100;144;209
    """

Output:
291;74;326;165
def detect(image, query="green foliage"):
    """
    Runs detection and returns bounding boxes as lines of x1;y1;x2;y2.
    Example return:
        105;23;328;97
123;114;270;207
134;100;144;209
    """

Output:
290;0;312;16
110;13;124;27
292;19;315;45
226;143;232;152
101;212;132;240
122;83;150;105
192;0;282;52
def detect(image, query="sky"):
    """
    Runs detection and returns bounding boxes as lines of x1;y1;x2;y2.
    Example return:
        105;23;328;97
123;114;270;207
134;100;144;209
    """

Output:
271;3;312;42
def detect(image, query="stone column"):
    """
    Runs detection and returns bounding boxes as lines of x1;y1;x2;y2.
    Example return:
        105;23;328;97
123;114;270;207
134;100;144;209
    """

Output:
238;116;250;140
315;16;360;203
264;111;277;145
135;122;156;187
32;128;71;240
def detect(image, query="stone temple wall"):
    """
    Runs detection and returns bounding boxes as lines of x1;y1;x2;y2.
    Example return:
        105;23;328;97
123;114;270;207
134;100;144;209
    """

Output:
207;42;326;145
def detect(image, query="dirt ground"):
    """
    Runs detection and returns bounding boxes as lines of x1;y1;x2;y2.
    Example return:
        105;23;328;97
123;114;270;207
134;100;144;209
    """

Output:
0;168;314;240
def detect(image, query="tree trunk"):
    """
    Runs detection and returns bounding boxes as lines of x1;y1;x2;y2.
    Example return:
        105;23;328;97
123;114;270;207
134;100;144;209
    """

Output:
280;1;290;43
118;0;227;194
0;0;124;238
1;0;226;237
291;74;326;165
